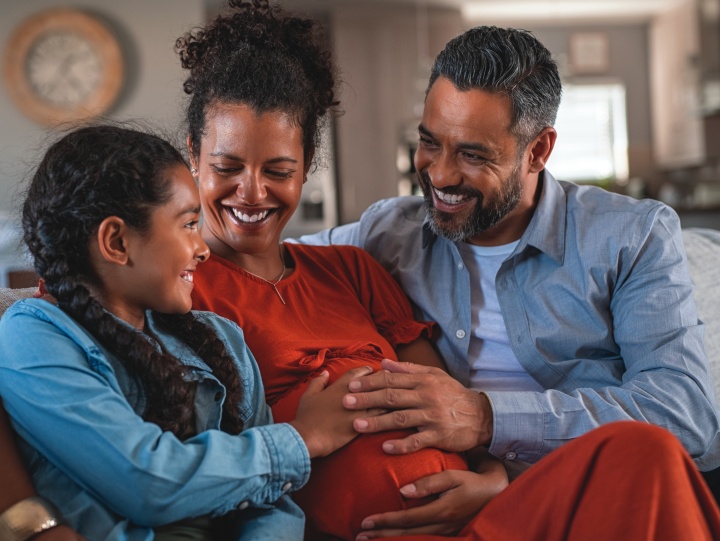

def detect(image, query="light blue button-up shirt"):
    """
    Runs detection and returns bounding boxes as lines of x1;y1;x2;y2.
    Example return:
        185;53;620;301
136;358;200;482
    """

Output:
299;171;720;471
0;299;310;540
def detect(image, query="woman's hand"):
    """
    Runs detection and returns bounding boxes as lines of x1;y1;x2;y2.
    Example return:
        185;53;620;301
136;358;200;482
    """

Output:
290;366;375;458
34;526;87;541
355;454;508;539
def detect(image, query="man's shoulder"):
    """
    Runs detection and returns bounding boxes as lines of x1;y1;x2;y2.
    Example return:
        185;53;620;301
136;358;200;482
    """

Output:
361;196;426;225
561;181;667;218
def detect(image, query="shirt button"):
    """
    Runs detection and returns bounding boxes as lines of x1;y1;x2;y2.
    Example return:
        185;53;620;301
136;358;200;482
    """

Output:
214;391;223;401
505;451;517;460
456;329;466;339
282;482;293;492
238;500;249;510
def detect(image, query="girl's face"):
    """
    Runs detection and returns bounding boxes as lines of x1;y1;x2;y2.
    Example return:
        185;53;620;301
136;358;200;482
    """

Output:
192;102;307;263
108;164;209;329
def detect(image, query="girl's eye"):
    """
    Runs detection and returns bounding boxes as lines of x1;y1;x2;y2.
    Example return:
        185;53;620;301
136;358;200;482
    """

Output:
185;220;199;230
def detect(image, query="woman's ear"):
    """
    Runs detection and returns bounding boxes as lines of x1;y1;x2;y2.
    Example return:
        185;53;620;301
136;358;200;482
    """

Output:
95;216;130;266
527;127;557;173
187;136;198;174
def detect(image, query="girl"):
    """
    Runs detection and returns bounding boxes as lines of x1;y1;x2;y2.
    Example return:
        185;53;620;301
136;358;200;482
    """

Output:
0;125;369;540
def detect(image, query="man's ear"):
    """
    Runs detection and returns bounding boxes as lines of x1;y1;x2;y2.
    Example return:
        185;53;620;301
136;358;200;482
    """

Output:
526;127;557;173
96;216;131;266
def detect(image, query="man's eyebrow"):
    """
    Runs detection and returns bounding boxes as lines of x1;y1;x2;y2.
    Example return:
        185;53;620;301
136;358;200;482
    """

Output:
418;124;494;155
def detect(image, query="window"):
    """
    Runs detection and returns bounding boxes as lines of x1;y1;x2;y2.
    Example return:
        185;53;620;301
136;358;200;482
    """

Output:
546;81;629;183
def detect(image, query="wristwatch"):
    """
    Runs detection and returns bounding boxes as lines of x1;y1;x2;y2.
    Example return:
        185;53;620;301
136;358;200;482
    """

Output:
0;497;62;541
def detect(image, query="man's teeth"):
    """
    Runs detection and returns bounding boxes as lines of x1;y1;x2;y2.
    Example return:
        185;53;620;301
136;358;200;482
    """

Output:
434;188;468;205
232;208;270;223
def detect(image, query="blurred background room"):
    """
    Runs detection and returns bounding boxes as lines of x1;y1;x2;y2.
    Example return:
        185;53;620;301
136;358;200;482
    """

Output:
2;0;720;286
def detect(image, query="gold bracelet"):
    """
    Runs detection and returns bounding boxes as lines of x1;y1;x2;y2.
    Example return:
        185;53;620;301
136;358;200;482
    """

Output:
0;496;62;541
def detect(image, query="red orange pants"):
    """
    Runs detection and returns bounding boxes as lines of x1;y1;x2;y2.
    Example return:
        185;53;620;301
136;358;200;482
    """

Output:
391;421;720;541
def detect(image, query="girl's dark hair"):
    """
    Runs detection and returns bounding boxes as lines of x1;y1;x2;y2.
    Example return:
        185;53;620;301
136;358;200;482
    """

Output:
22;125;244;439
175;0;338;164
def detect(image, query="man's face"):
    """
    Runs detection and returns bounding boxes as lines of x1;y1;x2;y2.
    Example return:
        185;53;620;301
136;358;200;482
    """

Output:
414;77;534;245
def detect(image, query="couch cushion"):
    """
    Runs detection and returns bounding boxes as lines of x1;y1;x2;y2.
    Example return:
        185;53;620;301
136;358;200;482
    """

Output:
683;228;720;401
0;287;35;318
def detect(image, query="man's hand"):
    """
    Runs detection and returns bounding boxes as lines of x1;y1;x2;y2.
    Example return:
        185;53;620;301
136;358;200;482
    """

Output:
355;464;508;539
343;359;493;454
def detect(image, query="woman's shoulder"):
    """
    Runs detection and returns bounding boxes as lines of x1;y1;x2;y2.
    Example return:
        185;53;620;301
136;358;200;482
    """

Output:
288;242;375;264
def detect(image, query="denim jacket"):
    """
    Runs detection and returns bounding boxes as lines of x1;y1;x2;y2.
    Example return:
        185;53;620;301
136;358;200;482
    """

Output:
0;299;310;540
298;170;720;471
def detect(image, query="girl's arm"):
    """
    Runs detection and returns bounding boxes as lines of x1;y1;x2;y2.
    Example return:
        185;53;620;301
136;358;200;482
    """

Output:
0;401;85;541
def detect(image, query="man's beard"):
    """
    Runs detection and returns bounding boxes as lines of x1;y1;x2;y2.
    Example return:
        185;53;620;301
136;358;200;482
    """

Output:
418;166;523;242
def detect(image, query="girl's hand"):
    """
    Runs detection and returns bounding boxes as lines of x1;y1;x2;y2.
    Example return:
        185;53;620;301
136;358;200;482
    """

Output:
290;366;374;458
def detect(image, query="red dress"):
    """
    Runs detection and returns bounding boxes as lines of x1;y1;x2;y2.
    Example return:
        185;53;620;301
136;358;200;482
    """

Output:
192;243;468;539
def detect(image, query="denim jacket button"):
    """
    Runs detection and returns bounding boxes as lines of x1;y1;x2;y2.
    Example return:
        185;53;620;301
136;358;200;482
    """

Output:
282;482;293;492
238;500;249;510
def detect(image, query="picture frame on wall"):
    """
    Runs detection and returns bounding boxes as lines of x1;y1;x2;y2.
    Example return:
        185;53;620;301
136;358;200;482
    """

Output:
569;31;610;74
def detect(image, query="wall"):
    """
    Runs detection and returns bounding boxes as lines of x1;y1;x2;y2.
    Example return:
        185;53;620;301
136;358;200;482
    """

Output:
518;23;657;188
0;0;205;217
329;5;464;222
0;0;204;282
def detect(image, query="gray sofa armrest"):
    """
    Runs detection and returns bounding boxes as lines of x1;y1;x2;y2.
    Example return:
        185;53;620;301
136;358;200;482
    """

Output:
0;287;36;318
683;228;720;402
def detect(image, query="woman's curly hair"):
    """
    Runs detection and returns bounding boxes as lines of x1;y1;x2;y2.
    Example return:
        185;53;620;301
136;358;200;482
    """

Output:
175;0;339;164
22;125;245;439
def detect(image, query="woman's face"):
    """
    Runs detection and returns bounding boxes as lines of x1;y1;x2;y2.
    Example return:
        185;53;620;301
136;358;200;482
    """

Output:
192;102;307;261
108;164;209;329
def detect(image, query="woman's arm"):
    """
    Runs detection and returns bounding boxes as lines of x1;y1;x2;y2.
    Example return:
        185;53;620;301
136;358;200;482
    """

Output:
395;338;447;371
0;401;84;541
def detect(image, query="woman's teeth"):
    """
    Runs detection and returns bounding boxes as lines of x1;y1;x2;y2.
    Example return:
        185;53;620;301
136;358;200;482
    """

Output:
434;188;468;205
231;208;270;223
180;271;194;283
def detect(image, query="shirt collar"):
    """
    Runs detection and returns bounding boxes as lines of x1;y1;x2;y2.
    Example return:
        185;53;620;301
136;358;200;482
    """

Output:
518;170;566;265
420;170;567;264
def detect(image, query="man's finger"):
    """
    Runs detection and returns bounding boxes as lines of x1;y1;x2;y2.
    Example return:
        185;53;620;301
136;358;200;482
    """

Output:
344;387;423;410
351;407;428;434
380;358;440;375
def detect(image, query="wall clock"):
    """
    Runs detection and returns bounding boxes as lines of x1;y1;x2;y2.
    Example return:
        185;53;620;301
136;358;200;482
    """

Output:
3;9;124;126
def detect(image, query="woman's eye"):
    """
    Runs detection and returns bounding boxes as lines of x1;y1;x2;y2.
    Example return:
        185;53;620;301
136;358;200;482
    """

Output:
211;165;240;174
267;170;294;179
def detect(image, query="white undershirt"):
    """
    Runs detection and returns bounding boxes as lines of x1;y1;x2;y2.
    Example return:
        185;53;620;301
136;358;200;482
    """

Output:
458;241;545;392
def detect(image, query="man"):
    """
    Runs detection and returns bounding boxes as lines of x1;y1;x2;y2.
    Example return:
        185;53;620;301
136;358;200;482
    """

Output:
301;25;720;536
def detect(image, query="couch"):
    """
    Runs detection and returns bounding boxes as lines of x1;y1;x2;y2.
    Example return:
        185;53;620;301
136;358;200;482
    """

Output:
1;228;719;497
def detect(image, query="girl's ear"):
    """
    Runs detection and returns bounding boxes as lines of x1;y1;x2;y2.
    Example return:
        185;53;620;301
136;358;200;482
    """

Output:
96;216;130;266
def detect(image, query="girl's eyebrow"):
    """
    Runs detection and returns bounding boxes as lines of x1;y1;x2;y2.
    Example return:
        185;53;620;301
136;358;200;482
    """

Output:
177;205;202;217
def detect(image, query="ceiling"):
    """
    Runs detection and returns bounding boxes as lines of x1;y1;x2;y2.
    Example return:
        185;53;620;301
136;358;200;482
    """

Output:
266;0;688;24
